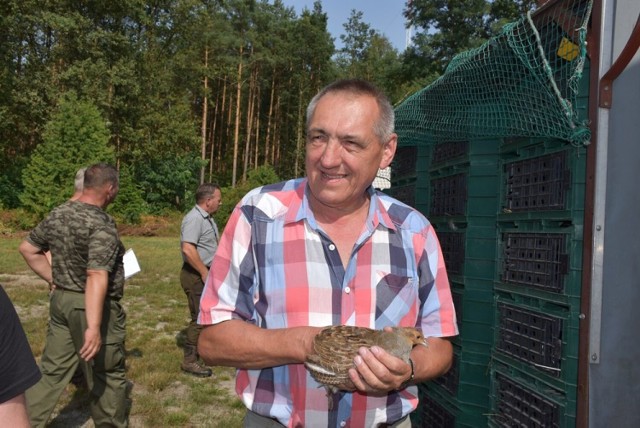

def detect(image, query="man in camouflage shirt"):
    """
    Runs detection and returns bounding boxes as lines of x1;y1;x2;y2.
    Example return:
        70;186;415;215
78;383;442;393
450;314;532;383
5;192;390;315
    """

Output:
19;163;128;427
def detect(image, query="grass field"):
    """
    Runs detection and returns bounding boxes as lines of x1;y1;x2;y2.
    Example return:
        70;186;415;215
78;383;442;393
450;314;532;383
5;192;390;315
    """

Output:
1;235;245;427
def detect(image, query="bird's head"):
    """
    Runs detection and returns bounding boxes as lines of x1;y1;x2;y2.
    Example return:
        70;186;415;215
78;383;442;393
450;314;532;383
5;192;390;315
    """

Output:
395;327;428;348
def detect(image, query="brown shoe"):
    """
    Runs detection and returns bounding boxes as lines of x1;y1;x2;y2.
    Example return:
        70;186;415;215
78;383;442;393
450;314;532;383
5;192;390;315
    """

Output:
181;360;213;377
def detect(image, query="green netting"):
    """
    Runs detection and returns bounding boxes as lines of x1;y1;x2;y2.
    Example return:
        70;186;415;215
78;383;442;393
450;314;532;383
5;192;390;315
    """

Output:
395;0;593;147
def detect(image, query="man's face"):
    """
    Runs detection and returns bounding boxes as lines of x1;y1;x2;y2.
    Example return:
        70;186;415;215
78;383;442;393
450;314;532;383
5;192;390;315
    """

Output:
205;188;222;215
305;92;396;214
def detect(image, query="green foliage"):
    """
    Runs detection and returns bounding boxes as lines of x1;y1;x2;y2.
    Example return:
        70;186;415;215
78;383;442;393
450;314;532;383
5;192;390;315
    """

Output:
0;208;39;233
136;152;206;213
214;164;280;229
109;164;147;225
20;93;114;218
0;155;28;209
403;0;538;76
404;0;490;76
2;0;539;217
335;10;401;102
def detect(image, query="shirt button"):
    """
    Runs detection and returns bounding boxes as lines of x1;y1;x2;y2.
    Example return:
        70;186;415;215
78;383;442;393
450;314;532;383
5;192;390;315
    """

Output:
329;244;336;251
344;286;351;294
340;422;346;427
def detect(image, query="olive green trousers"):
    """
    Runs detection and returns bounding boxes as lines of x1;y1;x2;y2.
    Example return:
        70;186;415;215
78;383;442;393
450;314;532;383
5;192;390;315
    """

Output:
26;288;128;428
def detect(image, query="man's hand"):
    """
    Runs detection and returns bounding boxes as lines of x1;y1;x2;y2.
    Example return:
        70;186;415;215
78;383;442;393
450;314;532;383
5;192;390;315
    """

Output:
348;346;412;394
79;326;102;361
348;336;453;394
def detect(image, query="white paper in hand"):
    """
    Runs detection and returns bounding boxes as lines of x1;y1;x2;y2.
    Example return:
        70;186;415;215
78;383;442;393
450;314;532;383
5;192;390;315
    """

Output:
123;248;141;279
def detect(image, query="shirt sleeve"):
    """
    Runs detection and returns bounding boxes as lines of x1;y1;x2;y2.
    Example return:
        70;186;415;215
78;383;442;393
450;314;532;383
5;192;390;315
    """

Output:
26;219;50;252
181;211;203;245
198;204;256;325
418;225;459;337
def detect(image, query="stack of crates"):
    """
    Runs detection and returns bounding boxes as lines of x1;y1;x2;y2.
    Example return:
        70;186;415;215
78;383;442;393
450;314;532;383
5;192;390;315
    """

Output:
412;138;501;427
488;58;589;427
385;145;430;213
488;137;586;428
397;63;589;427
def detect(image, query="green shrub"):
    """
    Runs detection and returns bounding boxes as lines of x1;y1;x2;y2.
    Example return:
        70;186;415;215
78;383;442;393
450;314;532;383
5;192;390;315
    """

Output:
109;165;147;224
0;208;39;232
214;164;280;229
20;92;114;219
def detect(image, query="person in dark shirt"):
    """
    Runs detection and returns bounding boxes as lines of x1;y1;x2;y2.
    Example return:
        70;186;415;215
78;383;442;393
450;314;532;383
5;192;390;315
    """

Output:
0;284;42;427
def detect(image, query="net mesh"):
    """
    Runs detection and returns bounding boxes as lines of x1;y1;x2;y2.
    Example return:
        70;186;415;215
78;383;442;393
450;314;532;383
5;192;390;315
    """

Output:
395;0;593;147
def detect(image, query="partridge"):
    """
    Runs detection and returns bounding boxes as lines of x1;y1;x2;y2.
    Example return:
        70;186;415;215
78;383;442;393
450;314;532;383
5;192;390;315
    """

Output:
304;325;427;393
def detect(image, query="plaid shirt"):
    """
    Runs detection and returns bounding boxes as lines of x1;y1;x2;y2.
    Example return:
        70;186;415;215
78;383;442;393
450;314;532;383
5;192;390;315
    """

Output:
199;178;458;427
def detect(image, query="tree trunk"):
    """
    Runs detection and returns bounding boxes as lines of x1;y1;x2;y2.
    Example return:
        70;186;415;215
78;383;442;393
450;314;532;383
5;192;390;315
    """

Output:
200;47;209;184
264;74;275;165
243;64;256;182
294;79;304;176
231;45;243;188
208;88;219;181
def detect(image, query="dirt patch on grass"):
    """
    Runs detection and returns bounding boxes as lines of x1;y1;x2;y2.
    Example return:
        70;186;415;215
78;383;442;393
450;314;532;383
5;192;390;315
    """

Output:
117;215;180;237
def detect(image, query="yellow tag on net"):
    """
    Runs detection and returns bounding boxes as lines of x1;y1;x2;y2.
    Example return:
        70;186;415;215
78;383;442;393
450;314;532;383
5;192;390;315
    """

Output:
557;37;579;61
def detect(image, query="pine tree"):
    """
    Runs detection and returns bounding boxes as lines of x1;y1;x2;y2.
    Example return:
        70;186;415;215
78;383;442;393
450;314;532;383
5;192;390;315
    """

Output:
20;92;114;218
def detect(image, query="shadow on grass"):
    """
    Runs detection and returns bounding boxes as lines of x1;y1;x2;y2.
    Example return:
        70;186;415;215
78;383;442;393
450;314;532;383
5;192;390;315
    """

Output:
47;381;135;428
47;350;140;428
47;385;92;428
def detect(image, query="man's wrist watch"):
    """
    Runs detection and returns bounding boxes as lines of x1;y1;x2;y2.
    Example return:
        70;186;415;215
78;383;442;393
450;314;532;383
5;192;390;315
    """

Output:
399;357;415;389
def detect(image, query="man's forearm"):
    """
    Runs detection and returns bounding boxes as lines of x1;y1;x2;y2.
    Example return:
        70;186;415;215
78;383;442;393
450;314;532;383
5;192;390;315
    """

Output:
79;269;108;361
198;320;322;369
411;336;453;383
181;243;208;279
85;270;108;330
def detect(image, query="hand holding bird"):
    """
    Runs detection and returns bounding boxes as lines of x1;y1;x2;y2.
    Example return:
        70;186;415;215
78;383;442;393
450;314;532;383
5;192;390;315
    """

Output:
304;325;427;393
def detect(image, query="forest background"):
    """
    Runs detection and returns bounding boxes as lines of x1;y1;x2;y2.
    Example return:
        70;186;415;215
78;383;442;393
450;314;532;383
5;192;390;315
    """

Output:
0;0;537;231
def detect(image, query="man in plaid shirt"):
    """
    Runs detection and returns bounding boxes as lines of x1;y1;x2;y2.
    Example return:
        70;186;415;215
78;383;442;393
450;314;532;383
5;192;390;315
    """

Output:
198;79;458;427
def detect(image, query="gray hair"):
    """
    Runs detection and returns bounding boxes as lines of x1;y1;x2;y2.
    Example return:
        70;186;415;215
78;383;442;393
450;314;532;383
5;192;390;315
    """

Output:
305;79;395;143
74;167;87;192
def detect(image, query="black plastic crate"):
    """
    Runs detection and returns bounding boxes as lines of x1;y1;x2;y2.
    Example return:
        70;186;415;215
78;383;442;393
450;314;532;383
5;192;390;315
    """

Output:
502;232;569;293
451;287;463;328
387;182;416;208
438;231;466;276
417;393;456;428
432;141;469;165
391;146;418;181
430;173;467;216
492;373;560;428
434;350;460;395
496;303;563;376
504;151;570;212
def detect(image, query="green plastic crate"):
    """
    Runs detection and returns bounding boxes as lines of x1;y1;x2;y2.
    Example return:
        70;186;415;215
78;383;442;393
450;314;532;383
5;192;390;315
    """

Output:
488;361;575;428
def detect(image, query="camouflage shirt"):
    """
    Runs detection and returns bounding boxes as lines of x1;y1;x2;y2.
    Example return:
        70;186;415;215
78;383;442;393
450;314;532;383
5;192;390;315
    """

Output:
27;200;125;299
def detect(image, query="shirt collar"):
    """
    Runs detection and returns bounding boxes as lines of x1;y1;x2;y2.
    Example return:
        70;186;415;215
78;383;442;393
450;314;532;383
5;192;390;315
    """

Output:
285;179;397;233
194;204;210;219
